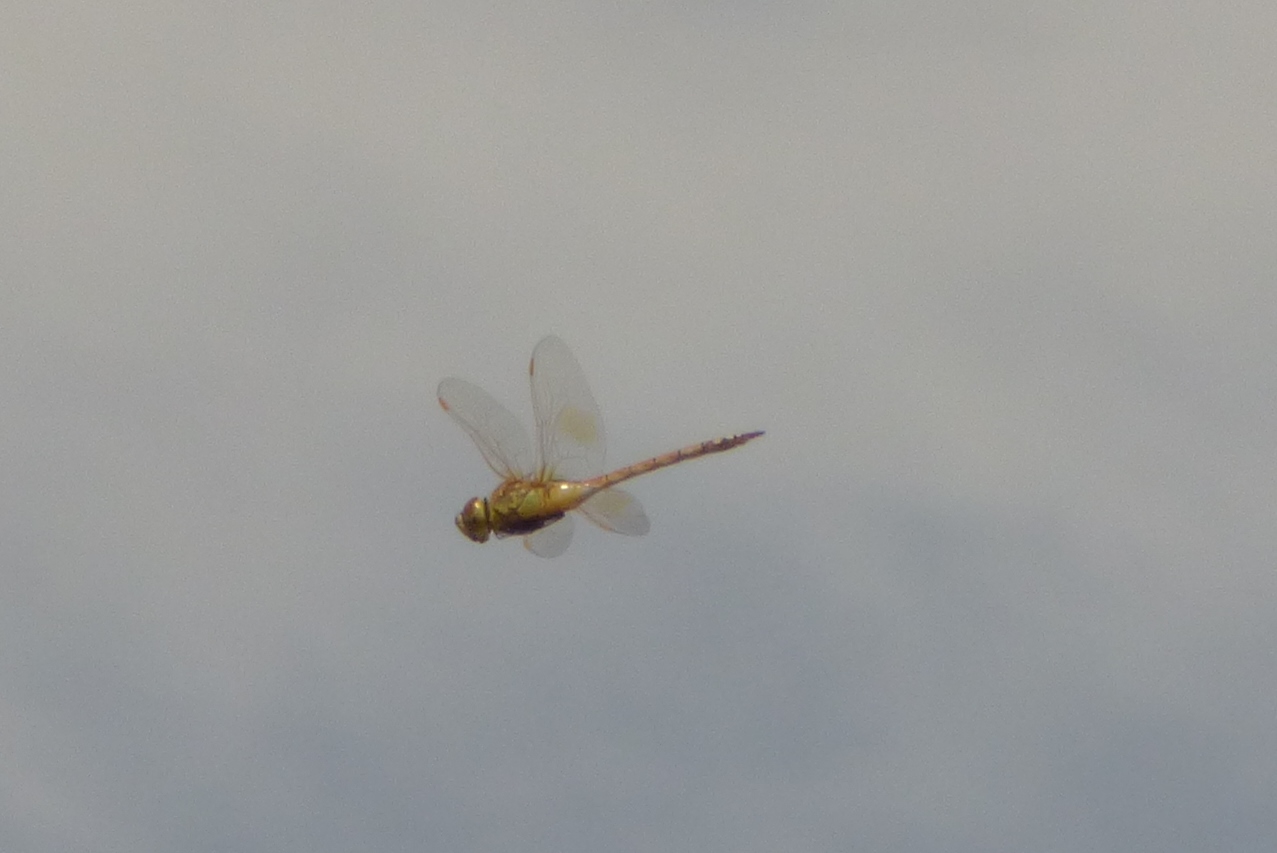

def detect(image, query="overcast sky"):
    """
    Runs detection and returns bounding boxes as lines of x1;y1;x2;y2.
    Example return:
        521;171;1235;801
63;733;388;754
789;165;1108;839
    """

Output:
4;2;1276;851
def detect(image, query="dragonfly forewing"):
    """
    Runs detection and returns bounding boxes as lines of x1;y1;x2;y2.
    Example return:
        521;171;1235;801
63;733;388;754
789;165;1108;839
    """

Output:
438;377;535;479
524;515;575;557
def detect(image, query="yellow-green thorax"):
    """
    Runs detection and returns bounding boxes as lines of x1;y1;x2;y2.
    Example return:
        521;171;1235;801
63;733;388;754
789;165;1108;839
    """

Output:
454;479;594;543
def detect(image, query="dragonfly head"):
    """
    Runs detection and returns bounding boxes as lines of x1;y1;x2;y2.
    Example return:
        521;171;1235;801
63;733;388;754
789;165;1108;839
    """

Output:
455;496;491;543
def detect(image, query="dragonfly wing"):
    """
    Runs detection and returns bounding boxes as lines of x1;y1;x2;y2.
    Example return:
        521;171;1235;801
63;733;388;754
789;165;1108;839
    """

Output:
438;377;535;479
578;488;650;536
523;514;574;558
529;335;606;481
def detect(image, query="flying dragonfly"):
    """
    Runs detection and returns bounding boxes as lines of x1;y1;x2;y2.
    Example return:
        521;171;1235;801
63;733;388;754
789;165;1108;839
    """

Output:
438;335;763;557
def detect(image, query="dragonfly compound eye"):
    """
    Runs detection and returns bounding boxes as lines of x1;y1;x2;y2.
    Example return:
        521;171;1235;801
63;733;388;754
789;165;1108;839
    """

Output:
455;497;491;543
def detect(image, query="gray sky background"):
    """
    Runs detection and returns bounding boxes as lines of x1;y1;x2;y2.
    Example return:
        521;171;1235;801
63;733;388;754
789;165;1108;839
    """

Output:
4;2;1276;851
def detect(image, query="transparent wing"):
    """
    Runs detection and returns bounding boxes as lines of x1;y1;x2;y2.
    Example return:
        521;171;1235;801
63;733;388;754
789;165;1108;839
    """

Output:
529;335;606;480
523;515;574;558
438;377;535;480
577;488;650;536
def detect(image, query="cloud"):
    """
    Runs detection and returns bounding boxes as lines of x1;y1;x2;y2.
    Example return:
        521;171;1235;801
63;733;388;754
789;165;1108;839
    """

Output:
4;2;1276;850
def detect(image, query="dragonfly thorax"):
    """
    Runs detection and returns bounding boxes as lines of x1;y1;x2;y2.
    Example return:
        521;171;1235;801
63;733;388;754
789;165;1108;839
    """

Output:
455;496;491;543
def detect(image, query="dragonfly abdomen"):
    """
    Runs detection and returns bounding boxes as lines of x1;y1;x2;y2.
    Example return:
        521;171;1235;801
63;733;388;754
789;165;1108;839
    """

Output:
588;430;764;490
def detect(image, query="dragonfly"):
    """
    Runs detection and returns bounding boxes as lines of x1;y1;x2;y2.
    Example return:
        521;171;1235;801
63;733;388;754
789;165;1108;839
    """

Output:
438;335;763;557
